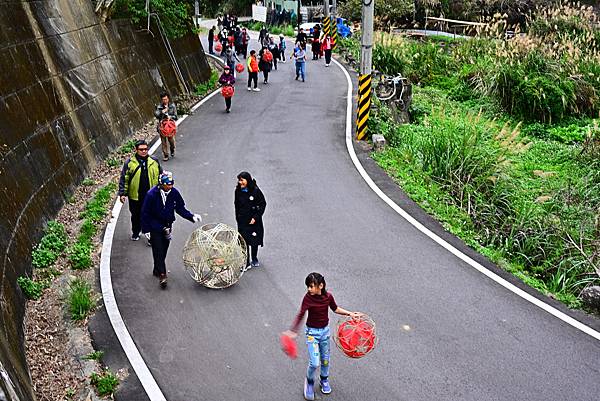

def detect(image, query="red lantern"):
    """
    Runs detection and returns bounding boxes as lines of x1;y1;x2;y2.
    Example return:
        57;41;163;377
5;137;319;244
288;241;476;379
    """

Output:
280;333;298;359
214;42;223;53
159;119;177;138
263;50;273;62
221;85;234;98
235;63;244;73
334;314;377;359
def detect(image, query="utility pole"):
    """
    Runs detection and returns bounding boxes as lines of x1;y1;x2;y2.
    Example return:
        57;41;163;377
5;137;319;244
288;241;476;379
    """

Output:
297;0;301;29
356;0;374;141
323;0;330;37
330;0;338;47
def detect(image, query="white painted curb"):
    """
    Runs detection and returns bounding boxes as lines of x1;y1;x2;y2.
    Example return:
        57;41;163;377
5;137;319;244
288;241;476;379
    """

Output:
332;57;600;342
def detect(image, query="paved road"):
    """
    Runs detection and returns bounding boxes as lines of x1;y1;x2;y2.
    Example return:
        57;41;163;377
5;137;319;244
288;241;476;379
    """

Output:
104;31;600;401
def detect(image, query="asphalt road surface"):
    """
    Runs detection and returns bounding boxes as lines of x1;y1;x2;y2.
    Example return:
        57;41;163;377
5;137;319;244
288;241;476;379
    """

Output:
100;32;600;401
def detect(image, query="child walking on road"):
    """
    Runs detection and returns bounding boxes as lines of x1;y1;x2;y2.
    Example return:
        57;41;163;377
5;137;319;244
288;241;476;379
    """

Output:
294;44;307;82
283;272;361;400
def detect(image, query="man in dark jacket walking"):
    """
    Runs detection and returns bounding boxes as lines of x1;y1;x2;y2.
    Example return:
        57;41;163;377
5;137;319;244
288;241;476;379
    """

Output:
141;171;202;288
118;140;162;242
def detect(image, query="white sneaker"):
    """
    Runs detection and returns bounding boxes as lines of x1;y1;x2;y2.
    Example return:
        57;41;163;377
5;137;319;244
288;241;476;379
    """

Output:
253;88;261;92
247;87;251;91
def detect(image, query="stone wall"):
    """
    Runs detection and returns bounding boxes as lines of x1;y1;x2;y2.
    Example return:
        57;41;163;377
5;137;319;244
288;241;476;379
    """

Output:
0;1;210;399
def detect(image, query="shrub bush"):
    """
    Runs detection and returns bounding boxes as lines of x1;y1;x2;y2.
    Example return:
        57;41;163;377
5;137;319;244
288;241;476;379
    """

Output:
17;277;47;300
31;221;67;268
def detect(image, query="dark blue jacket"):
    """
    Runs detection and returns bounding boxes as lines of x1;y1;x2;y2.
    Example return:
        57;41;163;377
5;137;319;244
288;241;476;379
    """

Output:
141;186;194;233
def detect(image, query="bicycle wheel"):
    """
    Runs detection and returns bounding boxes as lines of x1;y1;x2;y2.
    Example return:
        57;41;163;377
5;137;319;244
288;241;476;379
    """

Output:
374;81;395;101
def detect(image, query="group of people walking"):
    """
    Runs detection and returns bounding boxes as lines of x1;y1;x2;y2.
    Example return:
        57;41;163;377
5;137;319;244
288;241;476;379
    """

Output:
214;24;338;112
118;29;362;400
118;93;267;288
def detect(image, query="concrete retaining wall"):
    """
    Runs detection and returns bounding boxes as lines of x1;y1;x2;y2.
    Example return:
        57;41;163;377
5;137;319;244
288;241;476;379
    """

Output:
0;1;210;399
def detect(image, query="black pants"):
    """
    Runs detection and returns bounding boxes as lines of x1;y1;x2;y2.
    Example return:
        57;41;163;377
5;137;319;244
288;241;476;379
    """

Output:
325;49;332;65
128;198;143;236
208;40;213;54
246;245;259;266
280;51;286;61
248;72;258;88
262;70;269;82
225;97;232;110
242;44;248;58
150;230;170;276
273;58;278;70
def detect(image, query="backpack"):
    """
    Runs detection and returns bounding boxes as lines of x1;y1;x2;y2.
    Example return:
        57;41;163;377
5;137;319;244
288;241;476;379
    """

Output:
159;119;177;138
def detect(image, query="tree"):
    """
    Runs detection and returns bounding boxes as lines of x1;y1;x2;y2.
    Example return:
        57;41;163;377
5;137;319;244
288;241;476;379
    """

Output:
112;0;193;38
338;0;415;27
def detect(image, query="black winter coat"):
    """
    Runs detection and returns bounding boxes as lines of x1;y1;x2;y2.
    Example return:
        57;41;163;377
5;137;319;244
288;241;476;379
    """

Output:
234;186;266;247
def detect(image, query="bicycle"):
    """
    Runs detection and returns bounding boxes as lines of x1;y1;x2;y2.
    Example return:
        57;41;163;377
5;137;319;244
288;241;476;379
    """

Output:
372;70;405;100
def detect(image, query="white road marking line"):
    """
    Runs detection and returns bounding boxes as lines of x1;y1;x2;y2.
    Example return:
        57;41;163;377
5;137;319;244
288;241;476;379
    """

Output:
332;57;600;342
100;78;221;400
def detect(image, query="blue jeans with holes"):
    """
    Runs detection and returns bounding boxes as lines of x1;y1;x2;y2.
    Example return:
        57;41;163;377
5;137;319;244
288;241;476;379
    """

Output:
305;326;330;382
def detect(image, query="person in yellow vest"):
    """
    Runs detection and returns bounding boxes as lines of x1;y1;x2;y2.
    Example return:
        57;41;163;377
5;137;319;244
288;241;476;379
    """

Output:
247;50;260;92
118;140;162;241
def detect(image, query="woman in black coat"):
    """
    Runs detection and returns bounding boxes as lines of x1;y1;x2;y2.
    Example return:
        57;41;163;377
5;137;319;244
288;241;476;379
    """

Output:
234;171;267;269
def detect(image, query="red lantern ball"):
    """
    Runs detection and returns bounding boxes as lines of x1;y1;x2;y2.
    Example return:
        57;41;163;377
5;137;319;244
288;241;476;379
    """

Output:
334;314;377;359
215;42;223;53
263;50;273;62
221;85;234;98
235;63;245;73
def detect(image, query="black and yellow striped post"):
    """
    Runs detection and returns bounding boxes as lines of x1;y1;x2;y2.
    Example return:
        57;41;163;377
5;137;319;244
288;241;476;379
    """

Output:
357;0;374;140
330;16;338;48
356;73;372;140
323;14;331;37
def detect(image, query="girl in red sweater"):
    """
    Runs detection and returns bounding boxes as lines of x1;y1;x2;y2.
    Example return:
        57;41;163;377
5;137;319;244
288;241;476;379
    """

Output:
284;272;360;400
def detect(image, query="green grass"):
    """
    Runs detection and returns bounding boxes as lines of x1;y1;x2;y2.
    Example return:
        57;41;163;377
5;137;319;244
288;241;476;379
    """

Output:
194;70;219;96
67;239;93;270
90;370;119;397
338;4;600;125
69;182;116;270
105;157;120;167
370;89;600;308
83;350;104;361
118;139;137;155
80;183;117;223
67;278;95;321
